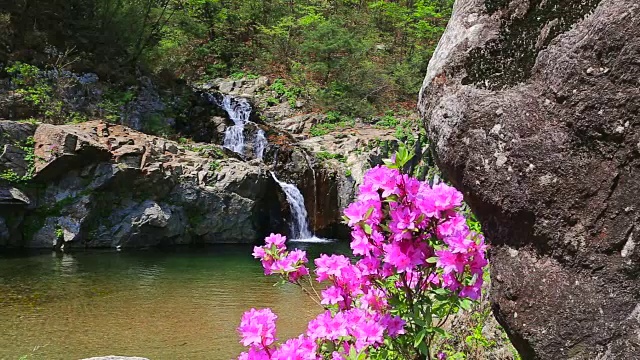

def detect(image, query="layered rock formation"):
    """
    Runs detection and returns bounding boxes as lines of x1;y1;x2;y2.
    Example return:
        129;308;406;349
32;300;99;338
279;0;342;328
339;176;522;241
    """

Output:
0;120;281;248
419;0;640;358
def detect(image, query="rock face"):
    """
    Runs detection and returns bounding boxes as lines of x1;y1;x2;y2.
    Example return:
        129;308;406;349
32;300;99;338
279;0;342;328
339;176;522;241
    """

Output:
0;120;282;248
419;0;640;359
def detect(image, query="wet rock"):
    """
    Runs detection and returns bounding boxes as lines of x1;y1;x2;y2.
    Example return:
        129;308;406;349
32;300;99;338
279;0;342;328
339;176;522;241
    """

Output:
0;186;30;205
0;217;9;244
30;217;59;249
215;76;269;98
106;200;185;248
419;0;640;358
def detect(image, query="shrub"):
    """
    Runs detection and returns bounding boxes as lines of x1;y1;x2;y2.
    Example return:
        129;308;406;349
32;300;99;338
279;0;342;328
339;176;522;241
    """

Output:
309;112;355;137
270;79;304;108
238;147;488;359
316;151;346;163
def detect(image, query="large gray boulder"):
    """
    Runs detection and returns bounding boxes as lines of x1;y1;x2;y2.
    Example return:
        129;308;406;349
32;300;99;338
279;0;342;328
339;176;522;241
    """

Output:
419;0;640;359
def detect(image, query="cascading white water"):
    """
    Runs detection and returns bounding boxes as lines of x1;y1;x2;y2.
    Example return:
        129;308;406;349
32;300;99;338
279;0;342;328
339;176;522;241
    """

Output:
213;95;253;155
254;129;267;160
302;152;317;230
270;172;313;240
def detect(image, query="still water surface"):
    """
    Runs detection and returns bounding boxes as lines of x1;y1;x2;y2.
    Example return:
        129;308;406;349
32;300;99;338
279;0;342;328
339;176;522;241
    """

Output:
0;242;347;360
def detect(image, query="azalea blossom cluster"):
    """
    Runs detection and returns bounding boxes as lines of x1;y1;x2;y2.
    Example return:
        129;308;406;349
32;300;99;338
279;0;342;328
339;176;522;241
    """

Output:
252;233;309;282
239;163;488;359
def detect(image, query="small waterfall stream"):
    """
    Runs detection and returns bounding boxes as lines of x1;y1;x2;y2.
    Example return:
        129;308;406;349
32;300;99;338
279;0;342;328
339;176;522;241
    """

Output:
210;94;268;159
270;172;313;240
302;152;318;231
215;95;252;154
254;129;267;160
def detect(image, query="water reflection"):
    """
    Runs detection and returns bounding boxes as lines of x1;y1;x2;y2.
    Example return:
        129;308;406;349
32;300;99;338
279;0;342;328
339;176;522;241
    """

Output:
53;251;78;276
0;243;348;359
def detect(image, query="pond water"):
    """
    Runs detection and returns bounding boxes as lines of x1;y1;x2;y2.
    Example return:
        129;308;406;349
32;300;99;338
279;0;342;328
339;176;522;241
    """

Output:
0;241;348;360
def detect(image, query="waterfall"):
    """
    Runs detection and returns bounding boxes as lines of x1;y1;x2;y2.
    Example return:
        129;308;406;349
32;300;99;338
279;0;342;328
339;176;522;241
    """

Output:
254;129;267;160
212;95;253;155
302;152;317;230
270;172;313;240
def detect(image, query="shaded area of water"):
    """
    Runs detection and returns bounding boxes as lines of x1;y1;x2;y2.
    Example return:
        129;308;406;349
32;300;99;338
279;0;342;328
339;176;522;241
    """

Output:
0;243;347;360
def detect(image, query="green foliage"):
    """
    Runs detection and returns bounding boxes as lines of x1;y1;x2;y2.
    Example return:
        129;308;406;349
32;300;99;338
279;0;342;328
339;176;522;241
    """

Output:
1;0;454;123
316;151;346;163
270;79;303;107
54;225;64;240
309;112;355;137
142;113;172;137
208;160;221;172
6;62;40;86
6;62;92;124
0;136;36;183
184;143;226;159
375;112;400;128
99;89;136;123
231;71;259;80
7;62;57;119
393;119;426;148
0;169;21;183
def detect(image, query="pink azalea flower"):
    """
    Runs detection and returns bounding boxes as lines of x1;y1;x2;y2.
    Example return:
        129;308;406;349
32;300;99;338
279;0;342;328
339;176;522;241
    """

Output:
287;266;310;282
359;287;388;312
435;249;467;274
350;227;377;256
314;254;352;282
238;308;278;348
383;241;426;273
441;272;461;292
321;285;345;305
238;154;490;359
252;246;266;259
265;233;287;249
436;213;468;238
344;200;373;226
362;165;400;198
356;256;380;276
431;183;463;211
382;314;406;337
307;310;348;341
237;347;270;360
460;279;483;300
272;335;317;360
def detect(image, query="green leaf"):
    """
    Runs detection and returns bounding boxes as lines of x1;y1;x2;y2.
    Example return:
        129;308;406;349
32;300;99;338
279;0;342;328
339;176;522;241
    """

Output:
414;328;427;348
433;327;446;336
459;298;473;311
426;256;438;264
418;341;429;356
364;206;375;221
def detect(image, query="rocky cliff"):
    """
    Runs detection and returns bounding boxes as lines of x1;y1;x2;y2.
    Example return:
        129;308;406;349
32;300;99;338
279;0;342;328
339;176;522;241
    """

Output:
0;120;282;248
0;74;419;248
419;0;640;358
